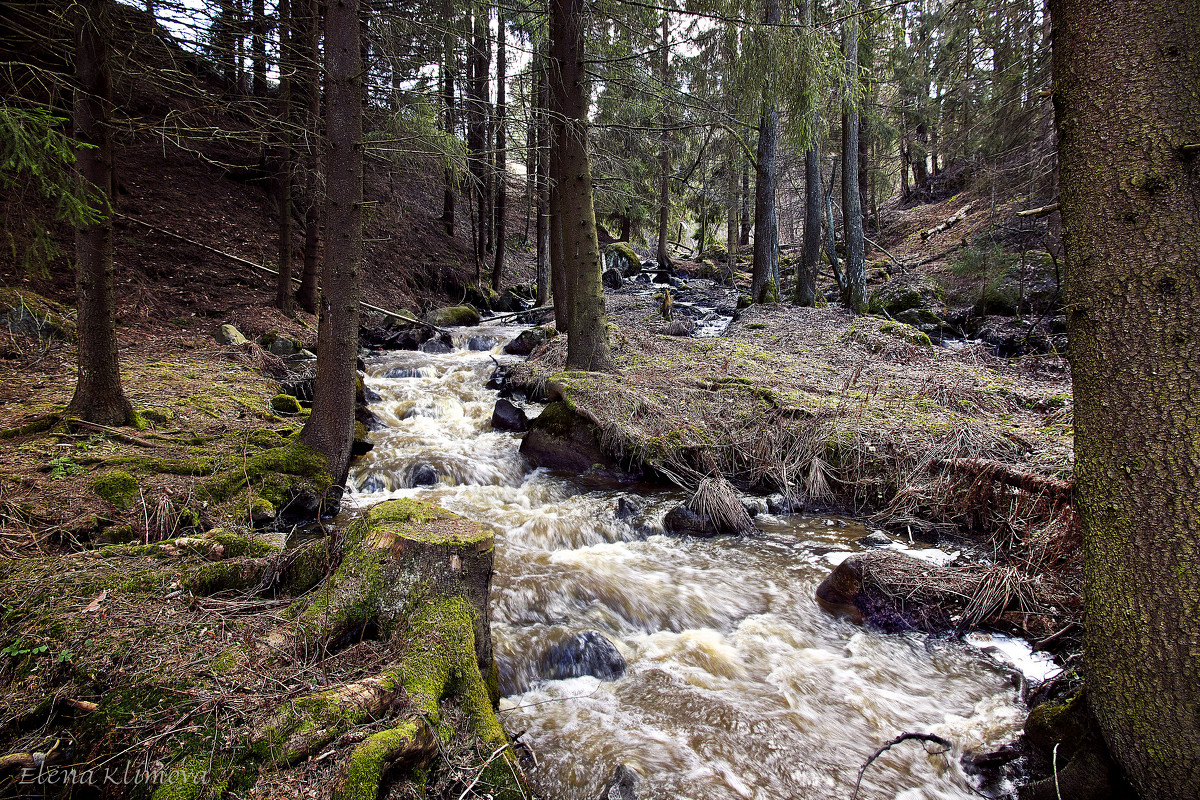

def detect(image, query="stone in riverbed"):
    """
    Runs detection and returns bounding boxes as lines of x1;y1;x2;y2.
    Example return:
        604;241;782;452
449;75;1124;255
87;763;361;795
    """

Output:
598;765;641;800
503;325;557;356
466;335;498;351
519;402;615;472
408;464;439;487
603;268;623;289
419;337;454;354
614;496;643;521
858;532;893;548
491;399;529;432
662;504;720;537
540;631;626;681
425;305;481;327
767;494;804;514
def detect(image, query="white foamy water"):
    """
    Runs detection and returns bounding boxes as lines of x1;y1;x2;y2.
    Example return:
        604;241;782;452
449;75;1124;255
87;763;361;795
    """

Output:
347;322;1039;800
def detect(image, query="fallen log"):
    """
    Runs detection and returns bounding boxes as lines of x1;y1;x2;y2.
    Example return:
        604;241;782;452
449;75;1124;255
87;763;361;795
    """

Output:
921;203;973;241
1016;202;1060;218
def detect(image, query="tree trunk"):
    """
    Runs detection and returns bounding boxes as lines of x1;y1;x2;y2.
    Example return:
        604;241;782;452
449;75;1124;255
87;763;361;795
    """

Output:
468;5;489;268
216;0;237;89
67;0;133;427
535;49;550;308
275;0;294;315
491;10;506;292
739;160;751;247
548;0;614;371
1052;0;1200;794
750;0;781;304
300;0;362;487
796;0;820;307
825;157;842;289
655;13;671;271
840;3;866;313
296;0;321;314
440;0;455;236
251;0;266;97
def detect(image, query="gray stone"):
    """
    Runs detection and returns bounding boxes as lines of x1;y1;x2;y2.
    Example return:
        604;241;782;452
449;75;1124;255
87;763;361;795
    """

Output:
217;323;249;346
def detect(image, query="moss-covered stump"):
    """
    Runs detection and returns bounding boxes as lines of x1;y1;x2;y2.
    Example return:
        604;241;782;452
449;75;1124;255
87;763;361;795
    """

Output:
519;400;616;473
251;499;526;798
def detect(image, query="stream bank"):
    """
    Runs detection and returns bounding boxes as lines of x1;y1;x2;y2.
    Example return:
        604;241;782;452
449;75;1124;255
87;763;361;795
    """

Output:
346;315;1077;799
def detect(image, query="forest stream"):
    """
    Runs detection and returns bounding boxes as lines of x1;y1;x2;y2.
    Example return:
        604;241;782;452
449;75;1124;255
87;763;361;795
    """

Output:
345;321;1057;800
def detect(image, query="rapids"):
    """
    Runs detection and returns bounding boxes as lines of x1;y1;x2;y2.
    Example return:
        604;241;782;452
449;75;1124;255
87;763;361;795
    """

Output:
346;322;1040;800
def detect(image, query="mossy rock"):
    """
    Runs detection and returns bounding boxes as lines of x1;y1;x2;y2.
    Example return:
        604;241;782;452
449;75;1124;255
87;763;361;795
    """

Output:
139;407;175;426
197;442;332;523
425;305;481;327
519;402;615;473
737;294;753;310
604;242;642;276
271;394;303;414
91;471;139;508
868;277;946;316
0;288;76;341
878;321;933;347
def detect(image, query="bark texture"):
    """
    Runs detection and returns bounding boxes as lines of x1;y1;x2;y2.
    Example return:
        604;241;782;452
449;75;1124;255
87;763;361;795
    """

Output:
840;4;866;312
491;10;507;292
750;0;781;304
655;13;672;272
67;0;134;427
300;0;362;487
796;0;821;307
548;0;614;371
1051;0;1200;795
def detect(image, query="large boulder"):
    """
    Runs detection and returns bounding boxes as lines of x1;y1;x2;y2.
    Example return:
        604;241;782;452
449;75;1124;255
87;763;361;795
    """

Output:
503;325;557;356
0;289;75;342
426;305;481;327
491;399;529;432
519;402;614;472
360;320;436;350
218;323;249;346
868;276;946;324
815;550;978;632
539;631;626;681
603;268;623;290
604;242;642;277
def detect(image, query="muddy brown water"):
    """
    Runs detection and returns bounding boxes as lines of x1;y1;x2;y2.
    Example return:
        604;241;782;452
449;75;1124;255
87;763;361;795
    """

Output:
346;323;1041;800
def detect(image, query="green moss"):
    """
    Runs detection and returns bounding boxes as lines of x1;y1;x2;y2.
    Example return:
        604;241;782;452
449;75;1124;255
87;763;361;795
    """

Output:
353;421;368;442
737;294;753;310
91;471;139;508
247;428;289;449
745;323;768;330
139;408;175;426
271;394;303;414
878;320;933;347
149;755;225;800
197;442;331;508
528;401;578;439
109;456;218;475
604;242;641;272
335;722;423;800
426;305;481;327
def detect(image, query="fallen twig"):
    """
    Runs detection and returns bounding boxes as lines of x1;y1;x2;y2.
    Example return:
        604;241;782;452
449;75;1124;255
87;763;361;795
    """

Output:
851;732;953;800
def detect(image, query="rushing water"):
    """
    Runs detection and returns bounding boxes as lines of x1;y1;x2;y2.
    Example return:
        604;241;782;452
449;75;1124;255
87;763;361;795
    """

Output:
347;323;1043;800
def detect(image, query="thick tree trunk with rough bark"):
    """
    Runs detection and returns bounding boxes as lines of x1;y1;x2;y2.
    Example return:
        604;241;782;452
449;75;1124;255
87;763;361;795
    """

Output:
739;161;751;247
840;4;866;312
300;0;361;487
1052;0;1200;795
751;0;781;304
548;0;614;371
67;0;133;427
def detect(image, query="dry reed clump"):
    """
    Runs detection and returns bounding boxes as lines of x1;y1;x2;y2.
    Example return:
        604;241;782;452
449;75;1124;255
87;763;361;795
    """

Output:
687;476;756;534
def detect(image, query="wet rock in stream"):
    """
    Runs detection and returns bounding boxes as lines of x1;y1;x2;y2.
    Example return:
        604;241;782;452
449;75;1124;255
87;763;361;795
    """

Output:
598;765;641;800
519;401;615;472
466;334;498;351
662;504;722;537
408;463;440;487
614;496;643;521
540;631;626;681
491;399;529;432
